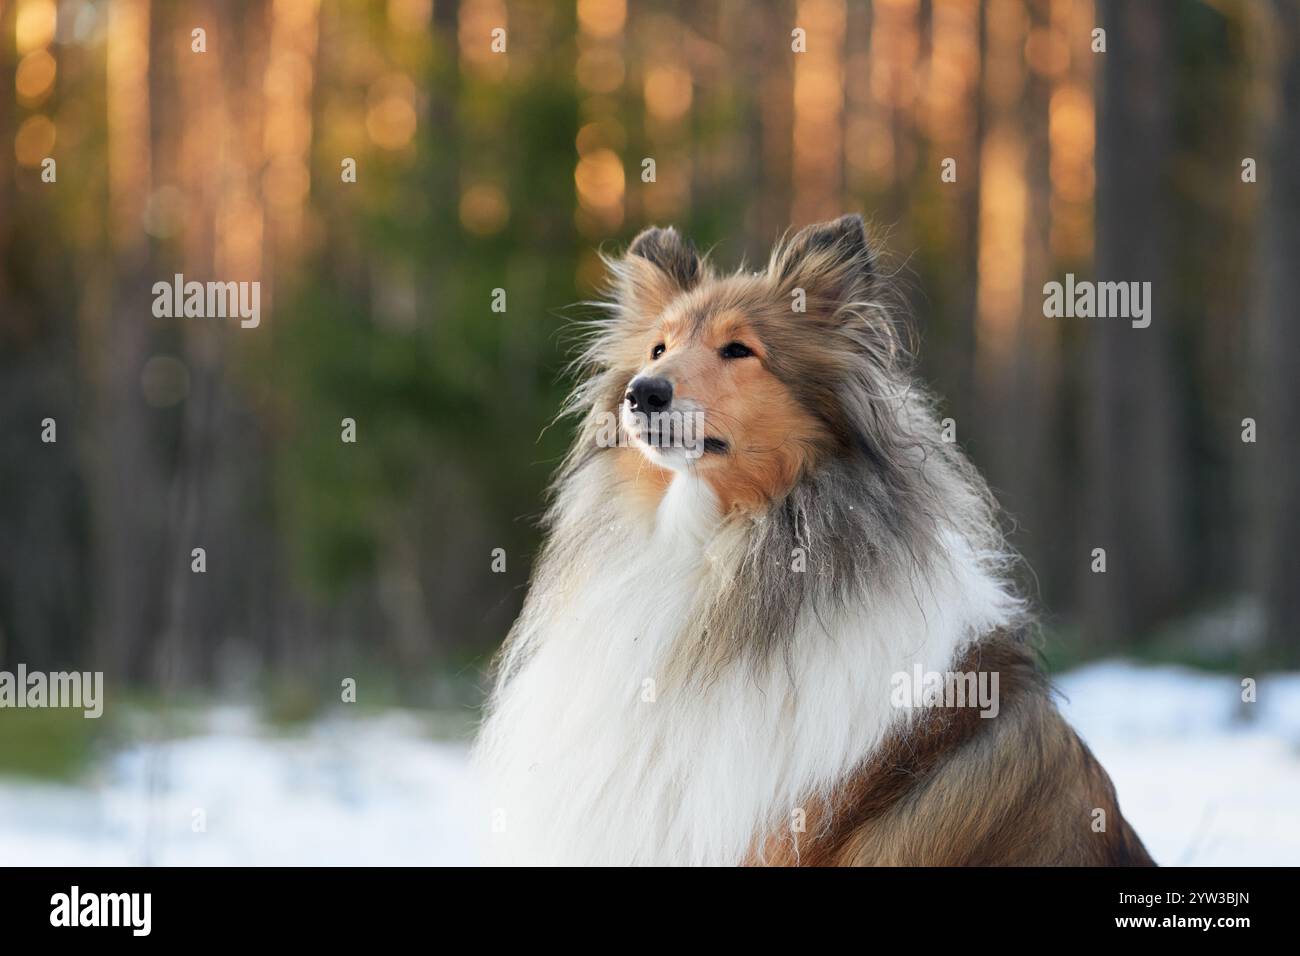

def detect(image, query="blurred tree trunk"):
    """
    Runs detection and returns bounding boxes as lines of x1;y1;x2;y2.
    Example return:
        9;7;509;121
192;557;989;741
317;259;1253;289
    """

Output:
96;0;168;681
733;0;770;258
1085;0;1186;647
756;0;794;236
952;0;985;422
0;6;10;308
1254;0;1300;667
1010;0;1060;611
972;0;1061;607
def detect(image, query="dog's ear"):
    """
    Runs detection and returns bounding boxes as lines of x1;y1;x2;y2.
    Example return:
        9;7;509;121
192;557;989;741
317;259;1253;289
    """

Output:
613;225;701;317
768;213;875;313
628;226;700;290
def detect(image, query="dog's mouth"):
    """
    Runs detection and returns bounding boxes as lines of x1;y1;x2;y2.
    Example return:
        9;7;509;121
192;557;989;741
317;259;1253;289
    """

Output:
621;406;727;458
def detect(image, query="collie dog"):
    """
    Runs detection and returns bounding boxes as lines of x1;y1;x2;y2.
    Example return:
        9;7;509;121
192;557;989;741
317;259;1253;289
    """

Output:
474;214;1153;866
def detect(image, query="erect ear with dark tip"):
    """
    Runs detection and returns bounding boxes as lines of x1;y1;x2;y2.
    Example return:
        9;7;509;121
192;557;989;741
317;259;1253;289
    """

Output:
627;225;701;292
769;213;875;309
612;225;702;320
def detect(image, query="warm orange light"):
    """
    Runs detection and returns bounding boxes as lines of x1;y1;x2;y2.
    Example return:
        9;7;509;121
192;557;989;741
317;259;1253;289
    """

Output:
1049;84;1094;203
845;115;892;179
574;147;624;234
924;0;978;144
262;158;312;210
577;0;626;39
576;120;625;156
460;183;510;236
264;50;313;101
577;48;625;93
15;49;57;105
794;67;841;122
107;0;151;253
459;0;508;77
366;74;418;150
1025;26;1068;79
16;0;57;55
273;0;318;32
15;114;56;166
975;129;1027;354
984;0;1027;106
575;148;624;206
643;65;691;122
793;0;845;224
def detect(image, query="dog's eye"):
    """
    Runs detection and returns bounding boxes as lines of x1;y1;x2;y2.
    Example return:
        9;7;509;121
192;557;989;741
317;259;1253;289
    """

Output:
651;343;666;360
719;342;754;360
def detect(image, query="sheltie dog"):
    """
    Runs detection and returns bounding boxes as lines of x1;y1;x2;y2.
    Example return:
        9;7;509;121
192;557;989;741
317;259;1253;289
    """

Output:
474;214;1153;867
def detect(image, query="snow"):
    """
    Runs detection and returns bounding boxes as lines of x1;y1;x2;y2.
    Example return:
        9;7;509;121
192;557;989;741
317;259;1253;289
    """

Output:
0;709;484;866
0;663;1296;866
1055;663;1300;866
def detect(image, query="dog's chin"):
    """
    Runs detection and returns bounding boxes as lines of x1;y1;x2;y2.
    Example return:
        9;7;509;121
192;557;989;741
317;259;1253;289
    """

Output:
628;433;732;474
626;431;692;471
621;423;695;473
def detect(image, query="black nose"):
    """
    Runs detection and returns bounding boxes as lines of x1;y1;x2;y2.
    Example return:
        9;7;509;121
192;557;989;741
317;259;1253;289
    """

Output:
626;376;673;413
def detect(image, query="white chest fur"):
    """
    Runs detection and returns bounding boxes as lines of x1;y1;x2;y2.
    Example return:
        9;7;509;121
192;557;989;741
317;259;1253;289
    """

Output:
473;474;1016;865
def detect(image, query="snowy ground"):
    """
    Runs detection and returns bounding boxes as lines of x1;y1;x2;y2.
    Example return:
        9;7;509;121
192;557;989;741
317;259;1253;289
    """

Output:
1055;664;1300;865
0;663;1297;866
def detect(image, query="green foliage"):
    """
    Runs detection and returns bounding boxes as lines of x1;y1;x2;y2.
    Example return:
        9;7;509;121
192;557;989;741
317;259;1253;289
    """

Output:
0;709;99;781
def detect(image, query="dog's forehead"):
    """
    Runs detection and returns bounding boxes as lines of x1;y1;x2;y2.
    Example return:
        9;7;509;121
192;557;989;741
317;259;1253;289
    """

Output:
660;280;765;339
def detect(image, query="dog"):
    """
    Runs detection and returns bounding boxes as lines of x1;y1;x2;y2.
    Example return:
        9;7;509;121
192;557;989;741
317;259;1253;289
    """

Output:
473;214;1153;866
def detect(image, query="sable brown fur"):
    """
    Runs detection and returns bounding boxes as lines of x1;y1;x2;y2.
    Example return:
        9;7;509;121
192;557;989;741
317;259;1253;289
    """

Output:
750;633;1155;866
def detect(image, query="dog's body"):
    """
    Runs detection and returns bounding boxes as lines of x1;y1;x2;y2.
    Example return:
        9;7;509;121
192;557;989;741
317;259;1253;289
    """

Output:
474;215;1153;866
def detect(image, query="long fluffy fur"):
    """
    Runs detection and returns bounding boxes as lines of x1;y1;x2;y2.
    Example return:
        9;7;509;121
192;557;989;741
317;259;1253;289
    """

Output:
473;217;1051;865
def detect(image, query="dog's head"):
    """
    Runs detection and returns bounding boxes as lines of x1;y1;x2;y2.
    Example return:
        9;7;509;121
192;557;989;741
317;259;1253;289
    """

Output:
594;214;900;512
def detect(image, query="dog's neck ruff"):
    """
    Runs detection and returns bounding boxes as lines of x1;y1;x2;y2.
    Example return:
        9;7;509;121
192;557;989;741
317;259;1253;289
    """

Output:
474;471;1018;865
